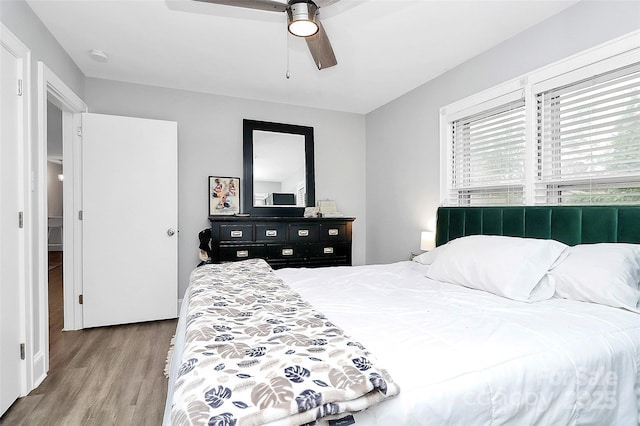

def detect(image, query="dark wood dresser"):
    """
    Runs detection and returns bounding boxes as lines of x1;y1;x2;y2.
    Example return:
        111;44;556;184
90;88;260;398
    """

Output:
209;216;355;269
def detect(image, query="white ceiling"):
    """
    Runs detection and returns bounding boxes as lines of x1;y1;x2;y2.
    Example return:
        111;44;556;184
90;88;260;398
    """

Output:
26;0;578;114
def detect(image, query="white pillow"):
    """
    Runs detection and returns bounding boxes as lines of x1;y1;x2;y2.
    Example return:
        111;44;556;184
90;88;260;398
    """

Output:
412;244;446;265
426;235;567;302
549;243;640;312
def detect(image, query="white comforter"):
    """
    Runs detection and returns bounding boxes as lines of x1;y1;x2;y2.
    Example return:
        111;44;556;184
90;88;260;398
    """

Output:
276;261;640;425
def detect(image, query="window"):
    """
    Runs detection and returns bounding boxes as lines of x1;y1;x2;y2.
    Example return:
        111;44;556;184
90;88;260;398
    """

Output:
447;98;526;206
535;63;640;205
441;32;640;207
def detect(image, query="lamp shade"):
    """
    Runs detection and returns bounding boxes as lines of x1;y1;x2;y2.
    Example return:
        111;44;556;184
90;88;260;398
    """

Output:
420;231;435;251
287;2;319;37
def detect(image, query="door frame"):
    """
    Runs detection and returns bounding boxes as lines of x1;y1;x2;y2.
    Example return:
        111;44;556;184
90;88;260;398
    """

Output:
35;63;87;386
0;22;30;400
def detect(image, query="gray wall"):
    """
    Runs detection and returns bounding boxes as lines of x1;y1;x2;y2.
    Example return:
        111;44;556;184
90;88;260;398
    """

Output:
47;162;63;217
47;101;63;162
47;102;63;218
365;0;640;264
1;0;85;97
84;78;366;298
47;102;63;217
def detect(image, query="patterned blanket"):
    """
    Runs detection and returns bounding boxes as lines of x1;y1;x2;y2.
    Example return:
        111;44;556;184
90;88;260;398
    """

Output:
170;259;400;426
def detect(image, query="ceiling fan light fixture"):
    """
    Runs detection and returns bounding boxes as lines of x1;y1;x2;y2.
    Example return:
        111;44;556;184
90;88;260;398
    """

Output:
287;2;319;37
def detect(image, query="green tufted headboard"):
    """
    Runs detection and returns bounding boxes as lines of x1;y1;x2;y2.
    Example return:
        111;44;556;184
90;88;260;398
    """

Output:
436;206;640;247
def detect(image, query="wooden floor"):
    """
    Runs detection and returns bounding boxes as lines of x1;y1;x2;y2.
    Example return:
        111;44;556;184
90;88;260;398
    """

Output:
0;254;177;426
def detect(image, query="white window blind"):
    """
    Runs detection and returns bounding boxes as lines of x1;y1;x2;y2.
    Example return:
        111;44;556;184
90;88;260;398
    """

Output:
446;98;526;206
536;63;640;205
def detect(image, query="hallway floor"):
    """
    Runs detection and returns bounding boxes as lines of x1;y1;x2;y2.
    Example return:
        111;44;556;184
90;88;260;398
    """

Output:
0;254;177;425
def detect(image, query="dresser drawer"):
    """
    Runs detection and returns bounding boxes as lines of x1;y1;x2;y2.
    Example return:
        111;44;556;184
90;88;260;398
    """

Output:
266;244;307;260
319;223;347;241
309;242;349;258
219;244;265;261
210;217;354;268
289;224;319;241
219;224;254;242
256;224;288;242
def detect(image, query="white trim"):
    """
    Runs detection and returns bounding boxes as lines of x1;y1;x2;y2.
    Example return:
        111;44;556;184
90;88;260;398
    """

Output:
440;29;640;206
531;49;640;94
36;64;87;343
523;80;537;204
528;30;640;91
439;111;451;206
68;111;85;331
1;23;31;397
443;81;524;121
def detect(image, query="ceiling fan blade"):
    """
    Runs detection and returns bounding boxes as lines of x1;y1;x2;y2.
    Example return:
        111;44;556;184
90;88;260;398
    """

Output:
313;0;341;9
192;0;287;13
305;20;337;70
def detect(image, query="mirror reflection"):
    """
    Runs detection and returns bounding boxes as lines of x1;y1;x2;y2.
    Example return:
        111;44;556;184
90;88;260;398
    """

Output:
243;119;314;217
253;130;306;207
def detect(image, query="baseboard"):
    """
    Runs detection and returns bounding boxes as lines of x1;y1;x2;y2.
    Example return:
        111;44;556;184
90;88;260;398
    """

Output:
31;351;47;392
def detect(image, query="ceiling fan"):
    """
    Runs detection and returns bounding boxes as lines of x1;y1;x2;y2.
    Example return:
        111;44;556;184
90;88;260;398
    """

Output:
193;0;340;70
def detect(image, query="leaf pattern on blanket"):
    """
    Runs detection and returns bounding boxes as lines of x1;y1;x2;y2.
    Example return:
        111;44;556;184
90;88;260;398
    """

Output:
285;366;311;383
177;358;198;378
369;372;388;395
205;386;232;409
352;357;372;371
170;259;400;426
245;347;267;357
251;377;294;409
187;325;217;342
269;333;311;347
216;343;250;359
208;412;237;426
329;366;367;391
172;400;210;426
245;324;272;337
295;389;322;412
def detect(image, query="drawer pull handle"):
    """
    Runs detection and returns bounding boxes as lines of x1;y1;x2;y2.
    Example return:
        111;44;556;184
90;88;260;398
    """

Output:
328;229;339;236
323;247;334;254
265;230;278;237
282;248;294;256
298;229;309;237
230;230;243;238
236;250;249;258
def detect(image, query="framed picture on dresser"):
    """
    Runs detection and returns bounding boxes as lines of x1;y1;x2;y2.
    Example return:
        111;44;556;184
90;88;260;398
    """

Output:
209;176;240;215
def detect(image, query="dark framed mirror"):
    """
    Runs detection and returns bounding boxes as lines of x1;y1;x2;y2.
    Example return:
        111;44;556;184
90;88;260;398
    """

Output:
243;119;315;217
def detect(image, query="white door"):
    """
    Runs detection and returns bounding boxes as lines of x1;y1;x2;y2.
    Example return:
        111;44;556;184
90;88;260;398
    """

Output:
0;38;24;416
82;113;178;328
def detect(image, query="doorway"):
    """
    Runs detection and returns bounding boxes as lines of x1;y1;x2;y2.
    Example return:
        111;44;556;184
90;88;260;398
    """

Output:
32;63;87;390
46;101;64;337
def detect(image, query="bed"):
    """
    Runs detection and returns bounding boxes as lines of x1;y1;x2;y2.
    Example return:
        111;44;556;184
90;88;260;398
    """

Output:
164;206;640;425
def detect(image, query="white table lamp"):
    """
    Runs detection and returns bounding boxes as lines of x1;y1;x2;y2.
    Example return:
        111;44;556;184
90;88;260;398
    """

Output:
420;231;435;251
